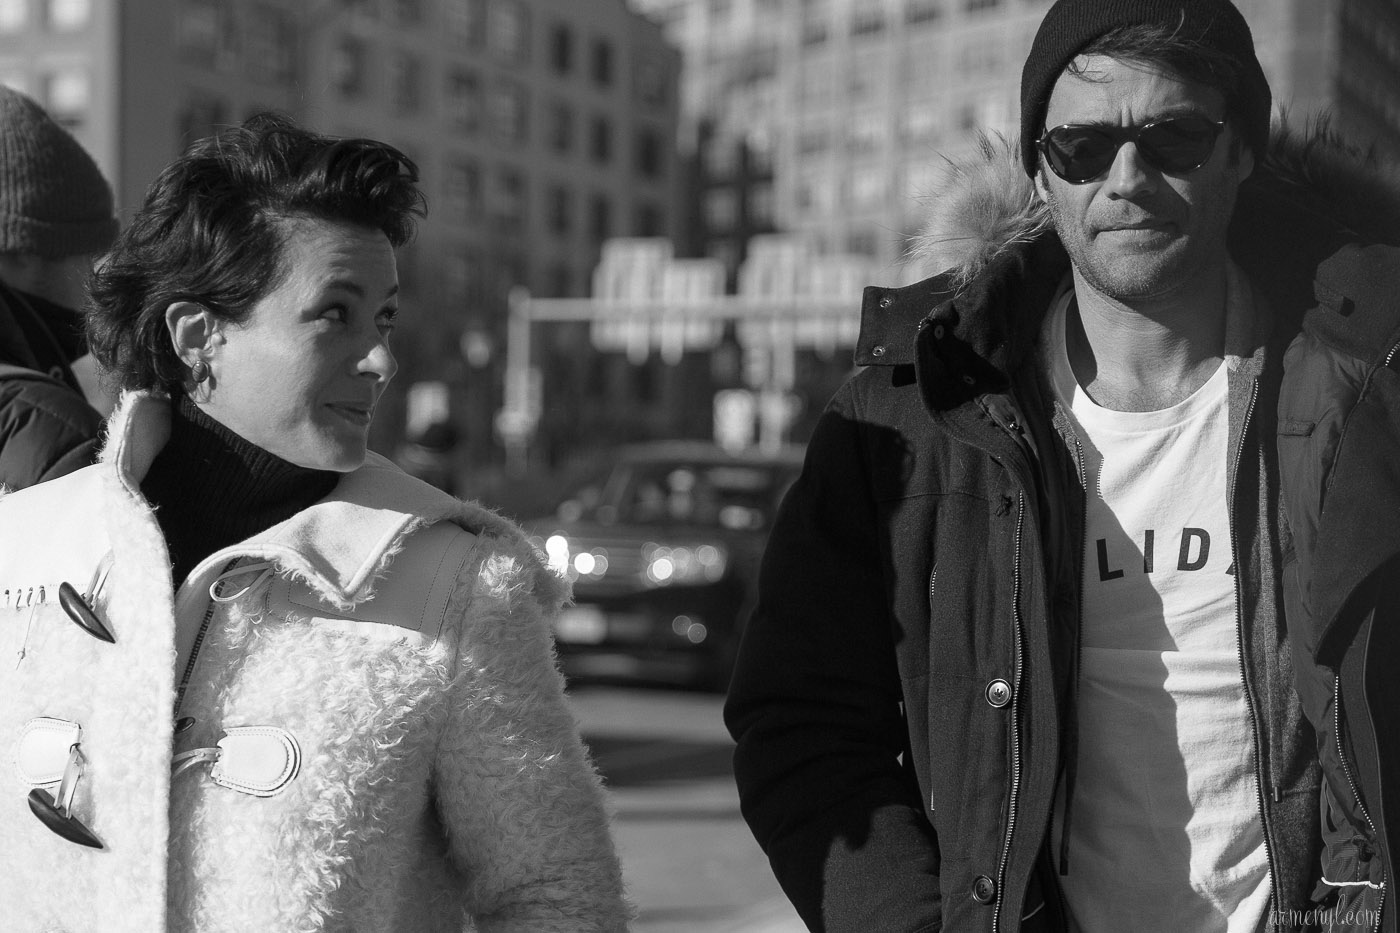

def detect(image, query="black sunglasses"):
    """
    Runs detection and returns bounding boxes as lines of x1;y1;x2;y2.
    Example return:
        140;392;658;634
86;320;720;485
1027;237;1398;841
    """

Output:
1037;115;1227;183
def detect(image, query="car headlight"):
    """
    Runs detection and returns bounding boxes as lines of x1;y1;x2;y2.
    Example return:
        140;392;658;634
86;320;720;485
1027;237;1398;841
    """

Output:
643;543;728;586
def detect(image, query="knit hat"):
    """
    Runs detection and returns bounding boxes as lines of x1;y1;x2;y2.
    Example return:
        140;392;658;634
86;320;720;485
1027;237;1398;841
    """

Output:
0;86;118;257
1019;0;1271;177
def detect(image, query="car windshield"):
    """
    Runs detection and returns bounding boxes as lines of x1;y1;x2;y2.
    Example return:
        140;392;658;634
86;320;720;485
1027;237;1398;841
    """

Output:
557;459;792;531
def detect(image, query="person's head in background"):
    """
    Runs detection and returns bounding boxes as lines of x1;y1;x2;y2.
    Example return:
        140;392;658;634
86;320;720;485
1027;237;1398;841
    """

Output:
87;112;424;472
0;86;117;312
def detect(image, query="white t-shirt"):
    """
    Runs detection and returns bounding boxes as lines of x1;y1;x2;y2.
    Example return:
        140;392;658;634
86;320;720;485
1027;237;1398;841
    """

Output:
1045;285;1271;933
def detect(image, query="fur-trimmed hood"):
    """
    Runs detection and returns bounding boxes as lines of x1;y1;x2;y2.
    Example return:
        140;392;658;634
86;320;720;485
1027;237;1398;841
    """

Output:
903;121;1400;319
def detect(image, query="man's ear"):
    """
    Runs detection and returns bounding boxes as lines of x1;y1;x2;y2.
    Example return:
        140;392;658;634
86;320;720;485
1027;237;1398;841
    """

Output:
164;301;222;369
1032;165;1051;204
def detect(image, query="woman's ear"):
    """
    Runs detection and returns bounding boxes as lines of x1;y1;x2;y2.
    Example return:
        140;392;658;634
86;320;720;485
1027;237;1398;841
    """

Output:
165;301;224;394
164;301;220;366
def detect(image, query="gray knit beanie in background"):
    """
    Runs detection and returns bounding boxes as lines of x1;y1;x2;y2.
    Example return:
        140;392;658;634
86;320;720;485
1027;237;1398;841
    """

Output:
0;86;118;258
1019;0;1272;178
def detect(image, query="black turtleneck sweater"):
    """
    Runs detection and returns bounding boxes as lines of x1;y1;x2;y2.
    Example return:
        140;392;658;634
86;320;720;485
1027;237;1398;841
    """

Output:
140;395;339;588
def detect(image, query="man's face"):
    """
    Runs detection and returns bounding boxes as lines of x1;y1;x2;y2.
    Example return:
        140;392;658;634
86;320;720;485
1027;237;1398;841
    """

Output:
1033;54;1253;303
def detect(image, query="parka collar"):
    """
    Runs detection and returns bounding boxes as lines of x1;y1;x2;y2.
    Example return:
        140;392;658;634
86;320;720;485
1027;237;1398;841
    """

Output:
103;391;468;610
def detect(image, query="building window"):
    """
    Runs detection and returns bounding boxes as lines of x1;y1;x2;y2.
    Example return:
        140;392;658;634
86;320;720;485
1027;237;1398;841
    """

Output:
591;38;614;87
444;159;482;223
331;36;368;98
176;0;236;64
549;22;573;74
635;203;665;237
633;51;669;107
389;52;422;113
388;0;422;26
246;5;296;85
547;184;572;236
589;115;611;164
590;194;611;242
177;95;227;147
445;249;481;306
635;127;665;179
488;170;528;233
488;79;529;143
43;67;89;127
704;189;738;231
488;0;530;61
851;0;885;35
0;0;25;32
703;138;737;178
906;0;942;23
548;100;573;152
446;68;482;134
445;0;484;45
547;263;572;298
46;0;91;30
750;182;774;226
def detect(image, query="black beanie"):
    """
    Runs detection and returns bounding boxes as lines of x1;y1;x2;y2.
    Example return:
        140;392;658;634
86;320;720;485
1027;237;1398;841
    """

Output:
0;86;118;258
1019;0;1271;178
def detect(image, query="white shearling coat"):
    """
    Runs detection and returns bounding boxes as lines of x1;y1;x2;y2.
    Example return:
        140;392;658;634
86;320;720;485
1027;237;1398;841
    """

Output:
0;392;629;932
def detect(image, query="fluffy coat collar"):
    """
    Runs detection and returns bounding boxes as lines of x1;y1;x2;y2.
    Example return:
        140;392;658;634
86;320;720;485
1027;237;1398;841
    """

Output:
102;391;567;613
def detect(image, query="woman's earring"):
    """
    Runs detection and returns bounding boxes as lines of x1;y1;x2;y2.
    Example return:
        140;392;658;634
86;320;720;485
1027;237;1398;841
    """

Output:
191;359;210;384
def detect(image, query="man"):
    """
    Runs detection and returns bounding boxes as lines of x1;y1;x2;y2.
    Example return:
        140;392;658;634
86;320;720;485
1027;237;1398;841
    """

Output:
724;0;1382;929
0;86;117;489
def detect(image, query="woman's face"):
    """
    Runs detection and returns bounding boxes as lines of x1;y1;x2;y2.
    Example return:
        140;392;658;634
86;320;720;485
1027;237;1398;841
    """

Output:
198;217;400;471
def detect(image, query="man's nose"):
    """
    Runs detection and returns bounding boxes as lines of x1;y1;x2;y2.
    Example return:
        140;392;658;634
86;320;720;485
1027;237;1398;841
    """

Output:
1103;142;1159;199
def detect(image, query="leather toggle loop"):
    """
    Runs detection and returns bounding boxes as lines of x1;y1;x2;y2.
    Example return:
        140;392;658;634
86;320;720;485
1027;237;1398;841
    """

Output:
59;582;115;643
27;743;102;849
210;562;277;603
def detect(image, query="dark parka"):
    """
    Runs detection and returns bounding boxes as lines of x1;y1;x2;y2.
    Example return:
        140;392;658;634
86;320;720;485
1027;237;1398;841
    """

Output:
725;126;1400;932
0;278;102;489
1280;240;1400;933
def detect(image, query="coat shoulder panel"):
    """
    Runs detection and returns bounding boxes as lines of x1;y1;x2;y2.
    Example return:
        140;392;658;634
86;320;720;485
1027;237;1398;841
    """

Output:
0;464;114;597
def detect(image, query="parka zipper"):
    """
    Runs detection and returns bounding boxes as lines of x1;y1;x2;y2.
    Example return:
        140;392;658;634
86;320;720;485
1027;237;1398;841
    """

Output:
1227;381;1281;917
174;558;240;717
1058;433;1088;877
991;493;1026;933
1333;674;1386;933
1384;339;1400;371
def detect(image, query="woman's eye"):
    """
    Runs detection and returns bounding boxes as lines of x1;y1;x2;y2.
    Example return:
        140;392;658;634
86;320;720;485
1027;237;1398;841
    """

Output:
377;308;399;334
321;305;349;324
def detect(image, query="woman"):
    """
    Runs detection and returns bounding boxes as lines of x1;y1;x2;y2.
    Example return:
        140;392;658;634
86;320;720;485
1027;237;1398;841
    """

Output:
0;114;628;932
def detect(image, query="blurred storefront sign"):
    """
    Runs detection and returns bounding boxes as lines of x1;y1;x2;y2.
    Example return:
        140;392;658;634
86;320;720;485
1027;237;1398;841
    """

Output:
501;236;872;472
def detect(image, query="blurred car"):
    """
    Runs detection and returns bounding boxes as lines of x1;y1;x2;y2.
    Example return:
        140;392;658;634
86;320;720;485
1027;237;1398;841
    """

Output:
528;441;804;691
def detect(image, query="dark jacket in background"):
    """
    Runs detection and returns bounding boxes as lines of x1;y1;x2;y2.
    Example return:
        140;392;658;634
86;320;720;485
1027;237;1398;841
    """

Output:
724;125;1400;932
0;278;101;489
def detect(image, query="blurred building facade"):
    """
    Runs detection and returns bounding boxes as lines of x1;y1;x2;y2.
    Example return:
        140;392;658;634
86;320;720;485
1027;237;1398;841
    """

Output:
634;0;1400;277
0;0;683;463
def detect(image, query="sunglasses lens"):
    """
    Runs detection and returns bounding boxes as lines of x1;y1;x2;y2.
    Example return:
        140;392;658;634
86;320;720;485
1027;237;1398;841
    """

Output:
1043;127;1119;183
1138;117;1220;172
1042;117;1222;182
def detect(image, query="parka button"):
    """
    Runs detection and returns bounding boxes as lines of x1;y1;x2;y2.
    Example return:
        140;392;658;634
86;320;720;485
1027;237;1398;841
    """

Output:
932;324;945;339
972;874;997;904
878;295;894;308
985;679;1011;708
872;345;886;357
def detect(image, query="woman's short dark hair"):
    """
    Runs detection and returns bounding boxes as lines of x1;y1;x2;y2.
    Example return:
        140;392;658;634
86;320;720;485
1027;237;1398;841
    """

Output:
88;112;426;392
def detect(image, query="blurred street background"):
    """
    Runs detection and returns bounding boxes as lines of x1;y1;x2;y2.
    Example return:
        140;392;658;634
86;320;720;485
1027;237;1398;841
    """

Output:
5;0;1397;928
